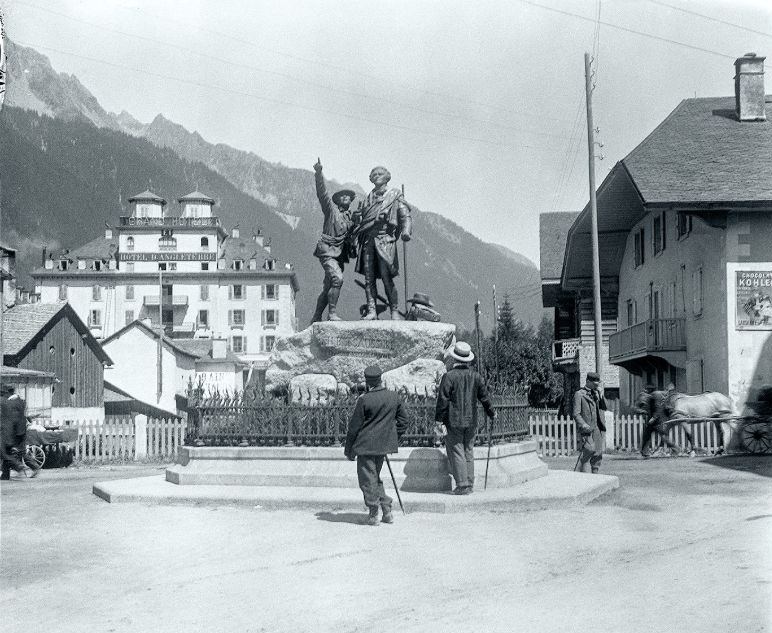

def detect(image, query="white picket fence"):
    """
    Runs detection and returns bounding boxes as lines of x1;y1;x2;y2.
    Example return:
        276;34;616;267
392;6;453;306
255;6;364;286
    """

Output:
529;414;724;457
67;416;187;462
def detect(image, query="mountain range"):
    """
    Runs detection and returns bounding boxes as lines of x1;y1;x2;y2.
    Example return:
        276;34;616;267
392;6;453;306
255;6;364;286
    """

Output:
1;39;543;331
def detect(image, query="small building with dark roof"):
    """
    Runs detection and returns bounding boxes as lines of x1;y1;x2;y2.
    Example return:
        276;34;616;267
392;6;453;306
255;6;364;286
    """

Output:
2;302;112;424
543;52;772;426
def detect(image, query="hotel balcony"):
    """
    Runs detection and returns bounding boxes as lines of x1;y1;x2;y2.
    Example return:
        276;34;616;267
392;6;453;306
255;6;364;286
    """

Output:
552;337;581;368
609;318;687;369
143;295;189;307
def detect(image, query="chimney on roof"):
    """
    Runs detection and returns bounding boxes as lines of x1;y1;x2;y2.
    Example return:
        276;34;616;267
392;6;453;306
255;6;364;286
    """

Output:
231;226;240;239
735;53;766;122
44;259;54;270
41;246;47;266
212;337;227;359
105;223;113;239
253;228;264;247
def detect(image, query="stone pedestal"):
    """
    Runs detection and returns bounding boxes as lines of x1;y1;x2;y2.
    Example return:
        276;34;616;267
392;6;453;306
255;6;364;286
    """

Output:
165;440;547;491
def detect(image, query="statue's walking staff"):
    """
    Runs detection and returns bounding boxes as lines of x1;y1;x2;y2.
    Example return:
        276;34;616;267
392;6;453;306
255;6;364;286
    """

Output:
384;455;406;515
402;184;408;314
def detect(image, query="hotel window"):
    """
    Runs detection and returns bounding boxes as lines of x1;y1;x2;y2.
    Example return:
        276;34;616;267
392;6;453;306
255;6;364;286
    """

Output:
634;228;645;268
229;309;245;327
93;260;103;271
92;284;102;301
159;233;177;251
126;237;135;251
231;335;246;353
89;309;102;327
692;267;703;317
263;284;278;300
59;260;69;271
58;284;67;301
261;335;276;352
198;310;209;329
653;212;666;255
125;285;134;300
201;262;210;271
125;310;134;325
229;284;244;300
264;258;276;271
677;213;693;239
200;285;209;301
124;262;135;272
201;237;209;250
158;263;177;271
262;309;278;328
233;259;244;271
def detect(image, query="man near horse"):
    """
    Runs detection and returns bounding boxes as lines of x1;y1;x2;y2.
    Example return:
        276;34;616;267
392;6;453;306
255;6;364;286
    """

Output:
310;158;357;323
636;384;682;458
352;165;412;320
572;371;607;473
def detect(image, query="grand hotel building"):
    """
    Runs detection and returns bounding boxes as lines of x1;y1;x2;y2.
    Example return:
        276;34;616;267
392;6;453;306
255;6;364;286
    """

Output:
32;190;299;374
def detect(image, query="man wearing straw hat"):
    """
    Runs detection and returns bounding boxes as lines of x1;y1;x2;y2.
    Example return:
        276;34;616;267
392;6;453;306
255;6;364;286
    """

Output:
435;341;496;495
344;365;409;525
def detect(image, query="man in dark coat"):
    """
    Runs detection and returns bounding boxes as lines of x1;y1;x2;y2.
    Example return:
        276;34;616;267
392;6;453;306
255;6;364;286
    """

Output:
435;342;496;494
310;158;357;323
637;384;681;458
1;384;38;479
572;371;607;474
345;365;409;525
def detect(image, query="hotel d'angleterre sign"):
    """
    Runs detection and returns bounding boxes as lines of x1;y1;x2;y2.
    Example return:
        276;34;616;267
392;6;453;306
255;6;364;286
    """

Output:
736;271;772;330
119;252;217;262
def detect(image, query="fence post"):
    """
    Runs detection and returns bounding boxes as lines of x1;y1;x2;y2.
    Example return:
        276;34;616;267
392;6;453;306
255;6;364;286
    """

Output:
134;415;148;460
604;410;615;450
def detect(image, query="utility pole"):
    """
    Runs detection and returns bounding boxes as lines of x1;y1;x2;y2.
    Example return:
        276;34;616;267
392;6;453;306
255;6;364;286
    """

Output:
585;52;603;378
492;285;499;384
474;300;482;374
157;270;163;403
401;183;408;313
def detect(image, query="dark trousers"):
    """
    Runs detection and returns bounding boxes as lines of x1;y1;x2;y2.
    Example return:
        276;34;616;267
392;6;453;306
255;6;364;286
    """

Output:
356;455;392;510
362;238;397;309
640;419;679;456
576;429;605;473
1;444;27;478
445;424;477;488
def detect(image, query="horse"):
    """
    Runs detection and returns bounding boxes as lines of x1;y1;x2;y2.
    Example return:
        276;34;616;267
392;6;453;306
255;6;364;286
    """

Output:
664;391;734;454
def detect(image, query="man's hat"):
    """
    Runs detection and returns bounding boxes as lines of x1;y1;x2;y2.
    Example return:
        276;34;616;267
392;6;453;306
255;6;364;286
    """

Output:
332;189;356;206
406;292;434;308
364;365;382;383
586;371;601;382
1;384;14;396
448;341;474;364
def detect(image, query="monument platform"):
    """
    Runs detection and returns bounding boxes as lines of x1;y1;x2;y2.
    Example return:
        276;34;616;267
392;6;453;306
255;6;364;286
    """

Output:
165;440;547;490
92;470;619;513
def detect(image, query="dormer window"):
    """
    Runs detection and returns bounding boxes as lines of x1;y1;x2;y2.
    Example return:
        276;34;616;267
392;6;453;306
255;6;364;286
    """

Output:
264;258;276;271
233;259;244;271
93;260;102;271
127;237;135;251
201;237;209;250
59;260;69;271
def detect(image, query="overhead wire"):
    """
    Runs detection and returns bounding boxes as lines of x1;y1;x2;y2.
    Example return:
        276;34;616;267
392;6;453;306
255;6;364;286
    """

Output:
646;0;772;39
14;0;569;140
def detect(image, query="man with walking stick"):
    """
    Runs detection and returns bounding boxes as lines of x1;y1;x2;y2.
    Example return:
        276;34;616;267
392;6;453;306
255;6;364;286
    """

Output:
435;341;496;495
344;365;409;525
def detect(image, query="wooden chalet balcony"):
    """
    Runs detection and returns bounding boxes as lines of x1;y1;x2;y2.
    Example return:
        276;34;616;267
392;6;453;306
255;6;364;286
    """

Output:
552;337;580;366
609;318;686;364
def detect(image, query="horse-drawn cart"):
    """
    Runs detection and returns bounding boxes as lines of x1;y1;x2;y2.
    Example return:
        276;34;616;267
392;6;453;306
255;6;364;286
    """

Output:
662;413;772;455
25;427;78;469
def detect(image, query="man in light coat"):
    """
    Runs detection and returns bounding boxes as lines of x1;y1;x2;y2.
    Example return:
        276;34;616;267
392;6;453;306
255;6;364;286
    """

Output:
572;371;607;474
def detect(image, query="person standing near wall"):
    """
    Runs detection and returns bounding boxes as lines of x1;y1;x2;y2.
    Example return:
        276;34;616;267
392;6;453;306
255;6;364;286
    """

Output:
1;385;40;480
572;371;607;474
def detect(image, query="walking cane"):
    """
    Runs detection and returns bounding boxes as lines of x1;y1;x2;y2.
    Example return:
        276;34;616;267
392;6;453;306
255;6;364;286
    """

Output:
384;455;406;515
484;414;493;490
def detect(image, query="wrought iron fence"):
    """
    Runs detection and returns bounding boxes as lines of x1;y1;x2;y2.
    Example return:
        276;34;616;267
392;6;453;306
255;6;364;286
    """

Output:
185;387;531;448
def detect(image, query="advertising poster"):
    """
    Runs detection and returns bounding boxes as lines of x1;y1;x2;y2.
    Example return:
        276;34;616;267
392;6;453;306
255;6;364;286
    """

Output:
736;271;772;330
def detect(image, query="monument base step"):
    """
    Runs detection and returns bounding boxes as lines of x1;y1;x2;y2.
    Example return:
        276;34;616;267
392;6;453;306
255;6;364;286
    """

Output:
92;470;619;512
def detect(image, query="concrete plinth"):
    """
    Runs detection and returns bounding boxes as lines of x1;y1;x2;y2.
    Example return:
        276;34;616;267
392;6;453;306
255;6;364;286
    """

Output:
165;440;547;491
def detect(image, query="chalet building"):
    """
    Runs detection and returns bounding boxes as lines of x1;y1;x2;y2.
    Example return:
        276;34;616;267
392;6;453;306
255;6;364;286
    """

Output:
101;320;246;415
542;52;772;419
32;190;299;380
1;244;39;309
2;302;112;424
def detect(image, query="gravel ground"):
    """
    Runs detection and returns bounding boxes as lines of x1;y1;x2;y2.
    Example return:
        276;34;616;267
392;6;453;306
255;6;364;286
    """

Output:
1;454;770;633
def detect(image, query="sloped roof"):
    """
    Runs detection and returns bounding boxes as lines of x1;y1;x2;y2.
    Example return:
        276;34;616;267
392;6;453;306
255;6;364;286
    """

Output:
178;191;215;204
128;190;167;204
539;212;580;280
173;339;245;365
623;95;772;204
32;235;117;275
2;302;112;364
101;320;200;359
1;365;56;380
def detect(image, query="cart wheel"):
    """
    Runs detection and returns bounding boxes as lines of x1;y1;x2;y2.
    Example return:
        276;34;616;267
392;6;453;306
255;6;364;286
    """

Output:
740;419;772;455
24;445;46;469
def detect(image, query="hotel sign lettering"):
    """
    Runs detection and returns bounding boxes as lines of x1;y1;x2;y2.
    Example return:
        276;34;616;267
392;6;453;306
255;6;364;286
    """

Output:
119;252;217;262
736;271;772;330
119;217;219;227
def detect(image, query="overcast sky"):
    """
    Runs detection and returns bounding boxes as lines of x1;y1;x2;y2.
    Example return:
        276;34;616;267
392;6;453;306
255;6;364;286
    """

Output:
4;0;772;265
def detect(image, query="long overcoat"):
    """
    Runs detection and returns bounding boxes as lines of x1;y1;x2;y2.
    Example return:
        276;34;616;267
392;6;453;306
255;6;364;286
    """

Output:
345;387;409;457
572;386;607;454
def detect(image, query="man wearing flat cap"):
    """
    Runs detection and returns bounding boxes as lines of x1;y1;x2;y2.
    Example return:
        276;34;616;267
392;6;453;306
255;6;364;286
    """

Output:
572;371;608;473
310;158;358;323
344;365;409;525
435;341;496;494
1;384;39;480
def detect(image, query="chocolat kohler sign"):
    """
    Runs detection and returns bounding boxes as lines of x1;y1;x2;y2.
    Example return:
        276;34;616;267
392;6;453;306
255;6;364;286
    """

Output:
736;271;772;330
119;252;217;262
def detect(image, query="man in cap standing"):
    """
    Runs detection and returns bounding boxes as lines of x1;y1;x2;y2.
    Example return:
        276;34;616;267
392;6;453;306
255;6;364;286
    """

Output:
435;341;496;494
310;158;358;323
572;371;608;473
345;365;409;525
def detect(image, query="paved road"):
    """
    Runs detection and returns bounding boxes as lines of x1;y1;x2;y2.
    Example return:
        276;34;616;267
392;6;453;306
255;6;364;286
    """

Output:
2;456;770;633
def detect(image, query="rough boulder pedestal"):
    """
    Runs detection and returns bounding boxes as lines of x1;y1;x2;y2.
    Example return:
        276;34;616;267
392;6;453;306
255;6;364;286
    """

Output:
382;359;447;396
266;321;456;390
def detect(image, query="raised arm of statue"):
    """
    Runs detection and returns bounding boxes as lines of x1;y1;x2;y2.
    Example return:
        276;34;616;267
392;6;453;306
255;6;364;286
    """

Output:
314;159;332;216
